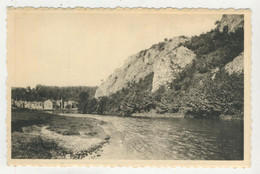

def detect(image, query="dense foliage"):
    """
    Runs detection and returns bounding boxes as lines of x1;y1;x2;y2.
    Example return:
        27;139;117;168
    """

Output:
79;73;155;115
183;26;243;73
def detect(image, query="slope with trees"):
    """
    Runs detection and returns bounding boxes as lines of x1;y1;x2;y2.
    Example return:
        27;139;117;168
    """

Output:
79;15;244;120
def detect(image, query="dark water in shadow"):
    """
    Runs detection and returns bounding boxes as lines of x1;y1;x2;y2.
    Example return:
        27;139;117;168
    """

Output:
63;114;244;160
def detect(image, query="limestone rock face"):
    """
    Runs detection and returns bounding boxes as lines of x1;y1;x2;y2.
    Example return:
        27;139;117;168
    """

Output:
94;36;195;98
224;52;244;75
217;14;244;33
152;46;195;92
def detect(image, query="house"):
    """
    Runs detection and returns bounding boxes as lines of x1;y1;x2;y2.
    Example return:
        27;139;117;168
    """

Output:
64;101;68;108
44;99;55;110
14;100;24;108
12;100;44;110
31;101;44;110
21;101;43;110
24;101;32;109
65;100;78;109
55;99;64;109
43;99;77;110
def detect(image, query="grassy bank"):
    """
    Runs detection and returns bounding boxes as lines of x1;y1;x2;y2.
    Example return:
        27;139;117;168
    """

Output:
11;109;110;159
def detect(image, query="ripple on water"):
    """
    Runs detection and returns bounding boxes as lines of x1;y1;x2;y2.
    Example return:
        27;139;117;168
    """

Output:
63;114;243;160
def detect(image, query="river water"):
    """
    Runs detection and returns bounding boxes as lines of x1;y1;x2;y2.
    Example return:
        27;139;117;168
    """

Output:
62;113;243;160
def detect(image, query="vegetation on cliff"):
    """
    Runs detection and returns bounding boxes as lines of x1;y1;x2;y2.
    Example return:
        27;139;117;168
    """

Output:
79;15;244;119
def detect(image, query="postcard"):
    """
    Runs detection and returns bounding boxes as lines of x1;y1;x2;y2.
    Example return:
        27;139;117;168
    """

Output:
7;8;251;167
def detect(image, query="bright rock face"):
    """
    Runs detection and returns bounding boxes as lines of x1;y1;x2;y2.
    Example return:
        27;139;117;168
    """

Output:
152;46;195;92
94;37;196;98
217;14;244;33
94;15;244;98
225;52;244;75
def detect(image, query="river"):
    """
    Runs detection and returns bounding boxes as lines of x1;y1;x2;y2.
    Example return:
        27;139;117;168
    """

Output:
61;113;243;160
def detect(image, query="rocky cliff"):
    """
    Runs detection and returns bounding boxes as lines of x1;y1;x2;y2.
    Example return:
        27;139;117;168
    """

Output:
225;52;244;75
95;37;195;98
217;14;244;33
88;14;244;119
152;46;196;92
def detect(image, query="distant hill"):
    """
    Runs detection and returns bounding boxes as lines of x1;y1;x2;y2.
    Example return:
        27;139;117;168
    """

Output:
85;14;244;119
12;85;97;102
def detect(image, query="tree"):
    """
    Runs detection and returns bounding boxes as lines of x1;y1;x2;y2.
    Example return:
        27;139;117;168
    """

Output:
97;96;108;115
78;92;89;113
87;98;98;114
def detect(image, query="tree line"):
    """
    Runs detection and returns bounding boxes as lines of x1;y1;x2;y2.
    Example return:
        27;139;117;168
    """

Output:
11;84;97;102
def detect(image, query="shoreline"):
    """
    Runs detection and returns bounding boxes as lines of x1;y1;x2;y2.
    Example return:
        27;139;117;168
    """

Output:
13;108;243;121
48;109;243;121
131;112;184;118
11;109;111;159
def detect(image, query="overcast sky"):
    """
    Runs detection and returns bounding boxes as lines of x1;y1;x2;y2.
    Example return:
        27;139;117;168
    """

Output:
8;10;222;87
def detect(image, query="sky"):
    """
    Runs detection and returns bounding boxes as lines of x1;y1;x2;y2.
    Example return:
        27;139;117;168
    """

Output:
8;9;222;87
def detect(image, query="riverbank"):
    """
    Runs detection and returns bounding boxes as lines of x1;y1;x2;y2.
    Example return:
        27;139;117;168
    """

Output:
11;109;110;159
131;111;184;118
131;111;243;120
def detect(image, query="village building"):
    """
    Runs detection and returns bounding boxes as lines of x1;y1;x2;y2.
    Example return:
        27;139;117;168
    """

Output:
12;98;77;110
44;99;55;110
14;100;24;108
55;99;64;109
64;100;78;109
30;101;44;110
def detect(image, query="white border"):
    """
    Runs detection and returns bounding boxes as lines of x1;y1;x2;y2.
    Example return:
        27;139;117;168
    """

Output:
1;0;259;173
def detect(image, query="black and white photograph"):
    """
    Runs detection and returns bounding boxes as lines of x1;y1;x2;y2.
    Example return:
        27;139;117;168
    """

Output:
7;8;251;166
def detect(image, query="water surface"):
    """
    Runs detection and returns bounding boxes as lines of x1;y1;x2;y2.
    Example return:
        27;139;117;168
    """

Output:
63;113;243;160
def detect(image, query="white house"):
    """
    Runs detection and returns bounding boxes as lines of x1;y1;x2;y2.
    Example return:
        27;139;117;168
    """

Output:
44;99;54;110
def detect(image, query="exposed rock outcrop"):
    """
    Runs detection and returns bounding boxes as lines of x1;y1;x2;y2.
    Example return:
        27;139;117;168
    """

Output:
217;14;244;33
94;36;195;98
225;52;244;75
86;14;244;120
152;46;195;92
